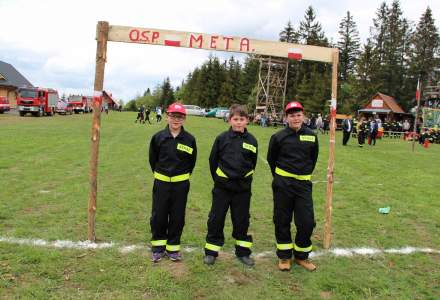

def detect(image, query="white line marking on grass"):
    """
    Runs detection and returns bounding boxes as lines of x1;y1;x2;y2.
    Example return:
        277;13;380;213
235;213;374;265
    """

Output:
1;236;440;258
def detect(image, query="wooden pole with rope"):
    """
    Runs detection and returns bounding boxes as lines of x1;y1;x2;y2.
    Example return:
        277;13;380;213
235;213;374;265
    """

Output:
88;21;109;242
412;79;421;152
323;49;339;249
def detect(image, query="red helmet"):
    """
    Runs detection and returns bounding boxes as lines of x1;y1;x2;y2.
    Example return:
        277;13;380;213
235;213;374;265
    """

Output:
167;102;186;115
285;101;304;112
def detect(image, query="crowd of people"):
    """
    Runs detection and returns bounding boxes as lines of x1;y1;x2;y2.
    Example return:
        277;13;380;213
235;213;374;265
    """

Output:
135;104;162;124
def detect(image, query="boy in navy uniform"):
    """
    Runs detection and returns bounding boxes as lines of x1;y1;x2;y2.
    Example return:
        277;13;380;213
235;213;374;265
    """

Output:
204;104;258;266
267;101;319;272
149;103;197;262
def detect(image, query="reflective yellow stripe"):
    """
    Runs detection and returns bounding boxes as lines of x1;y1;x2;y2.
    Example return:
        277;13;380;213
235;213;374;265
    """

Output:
216;167;228;178
299;135;316;142
205;243;221;252
242;142;257;153
151;240;167;246
277;243;294;250
275;167;311;181
217;167;254;178
166;244;181;252
170;173;190;182
245;170;254;177
235;240;253;248
154;172;190;182
177;143;193;154
294;243;312;252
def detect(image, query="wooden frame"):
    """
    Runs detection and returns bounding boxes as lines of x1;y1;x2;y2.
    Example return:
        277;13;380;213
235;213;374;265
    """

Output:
89;21;338;249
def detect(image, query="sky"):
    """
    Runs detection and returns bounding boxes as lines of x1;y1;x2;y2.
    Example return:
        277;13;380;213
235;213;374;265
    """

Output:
1;0;439;103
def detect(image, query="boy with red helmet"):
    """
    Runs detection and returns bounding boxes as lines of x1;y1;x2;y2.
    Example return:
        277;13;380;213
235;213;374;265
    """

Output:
149;103;197;262
267;101;319;272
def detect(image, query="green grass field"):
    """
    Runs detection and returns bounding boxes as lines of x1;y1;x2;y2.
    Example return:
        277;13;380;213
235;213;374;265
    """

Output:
1;112;439;299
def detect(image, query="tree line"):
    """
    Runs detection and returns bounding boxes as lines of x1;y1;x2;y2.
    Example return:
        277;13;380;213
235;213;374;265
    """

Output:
126;1;439;115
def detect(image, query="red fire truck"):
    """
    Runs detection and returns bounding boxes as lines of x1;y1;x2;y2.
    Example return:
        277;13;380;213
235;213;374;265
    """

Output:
17;87;59;117
0;96;10;113
68;95;92;113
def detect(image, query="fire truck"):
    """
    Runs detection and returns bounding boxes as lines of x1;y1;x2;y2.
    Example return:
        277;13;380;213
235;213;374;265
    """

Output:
0;96;10;113
68;95;92;113
17;87;59;117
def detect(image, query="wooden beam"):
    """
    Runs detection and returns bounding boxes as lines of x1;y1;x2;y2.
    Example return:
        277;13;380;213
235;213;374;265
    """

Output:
88;21;109;242
106;25;335;63
323;49;339;249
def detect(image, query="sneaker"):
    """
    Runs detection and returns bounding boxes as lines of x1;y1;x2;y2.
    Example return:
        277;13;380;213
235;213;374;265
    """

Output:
167;252;182;262
294;258;317;271
203;255;216;265
237;256;254;267
151;251;164;263
278;258;292;271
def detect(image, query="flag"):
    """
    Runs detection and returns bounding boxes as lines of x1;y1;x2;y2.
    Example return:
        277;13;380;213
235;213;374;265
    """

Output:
164;34;182;47
416;79;420;102
287;48;303;60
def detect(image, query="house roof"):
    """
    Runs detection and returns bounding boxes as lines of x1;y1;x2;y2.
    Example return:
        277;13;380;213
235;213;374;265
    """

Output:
0;61;33;89
364;92;405;114
103;90;118;106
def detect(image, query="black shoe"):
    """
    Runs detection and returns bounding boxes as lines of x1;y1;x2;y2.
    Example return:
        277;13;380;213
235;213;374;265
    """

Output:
237;256;254;267
203;255;216;265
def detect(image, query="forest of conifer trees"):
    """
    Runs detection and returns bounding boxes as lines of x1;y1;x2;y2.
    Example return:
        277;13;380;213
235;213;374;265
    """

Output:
126;1;439;115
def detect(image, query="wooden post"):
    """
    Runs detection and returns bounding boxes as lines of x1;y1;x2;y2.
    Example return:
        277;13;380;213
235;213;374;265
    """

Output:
323;50;339;249
88;21;109;242
412;79;421;152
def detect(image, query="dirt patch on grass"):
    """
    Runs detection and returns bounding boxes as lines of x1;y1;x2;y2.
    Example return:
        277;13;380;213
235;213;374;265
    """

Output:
320;291;332;299
224;270;253;285
162;261;189;280
21;203;59;215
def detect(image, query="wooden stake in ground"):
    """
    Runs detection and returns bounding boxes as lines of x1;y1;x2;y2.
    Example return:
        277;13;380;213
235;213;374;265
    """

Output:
323;50;339;249
412;79;421;152
88;21;109;242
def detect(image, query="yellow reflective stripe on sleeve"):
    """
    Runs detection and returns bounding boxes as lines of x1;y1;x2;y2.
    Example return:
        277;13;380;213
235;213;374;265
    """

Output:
244;170;254;177
154;172;190;182
151;240;167;246
277;243;294;250
216;167;228;178
177;143;194;154
294;243;313;252
275;167;311;181
166;244;181;252
299;135;316;142
205;243;221;252
242;142;257;153
235;240;253;248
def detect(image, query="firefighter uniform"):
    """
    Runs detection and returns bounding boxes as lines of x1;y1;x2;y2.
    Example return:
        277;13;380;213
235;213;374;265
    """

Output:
149;126;197;253
205;128;258;258
267;125;319;260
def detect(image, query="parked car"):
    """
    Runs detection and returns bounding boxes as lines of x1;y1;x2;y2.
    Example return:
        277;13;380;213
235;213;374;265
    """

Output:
0;96;10;113
56;100;74;115
215;109;229;119
205;107;228;118
183;105;206;116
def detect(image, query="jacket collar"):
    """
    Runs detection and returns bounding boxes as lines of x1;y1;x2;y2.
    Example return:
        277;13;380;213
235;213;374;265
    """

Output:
228;127;248;138
164;125;185;139
285;124;306;135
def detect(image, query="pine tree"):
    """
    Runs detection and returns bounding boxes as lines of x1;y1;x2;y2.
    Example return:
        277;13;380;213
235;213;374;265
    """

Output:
299;6;328;47
143;88;151;96
160;77;175;107
354;39;380;107
410;7;440;83
279;21;299;43
337;11;360;82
